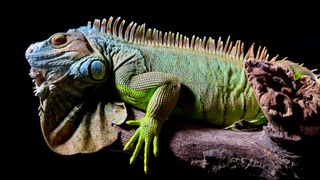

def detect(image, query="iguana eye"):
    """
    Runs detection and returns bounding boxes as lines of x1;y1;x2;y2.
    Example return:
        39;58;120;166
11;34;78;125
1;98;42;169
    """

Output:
90;60;107;80
51;33;67;46
80;58;107;81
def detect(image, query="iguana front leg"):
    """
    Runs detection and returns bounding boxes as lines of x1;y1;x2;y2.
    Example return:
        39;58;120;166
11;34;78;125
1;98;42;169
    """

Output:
116;72;181;174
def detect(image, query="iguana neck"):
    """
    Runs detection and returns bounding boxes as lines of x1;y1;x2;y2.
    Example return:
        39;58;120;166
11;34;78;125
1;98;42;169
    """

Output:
104;39;149;85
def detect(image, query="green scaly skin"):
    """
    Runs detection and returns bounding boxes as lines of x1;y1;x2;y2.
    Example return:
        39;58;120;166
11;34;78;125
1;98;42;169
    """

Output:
25;17;319;174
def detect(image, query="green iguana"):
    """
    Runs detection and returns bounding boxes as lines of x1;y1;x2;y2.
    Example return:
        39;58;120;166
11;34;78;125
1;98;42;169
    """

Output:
25;16;319;174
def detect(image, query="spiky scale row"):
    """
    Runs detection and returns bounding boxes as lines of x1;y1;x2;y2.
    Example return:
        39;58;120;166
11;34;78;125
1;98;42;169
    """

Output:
87;16;280;61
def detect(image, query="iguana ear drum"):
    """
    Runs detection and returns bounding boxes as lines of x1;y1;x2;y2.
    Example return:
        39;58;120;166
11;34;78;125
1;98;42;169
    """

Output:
80;58;107;81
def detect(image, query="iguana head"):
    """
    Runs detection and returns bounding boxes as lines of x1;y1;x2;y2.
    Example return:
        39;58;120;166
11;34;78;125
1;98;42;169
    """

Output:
25;30;110;99
25;27;127;155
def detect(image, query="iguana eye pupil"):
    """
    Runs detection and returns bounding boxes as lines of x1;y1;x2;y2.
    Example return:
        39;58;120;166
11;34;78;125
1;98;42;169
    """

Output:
51;33;67;46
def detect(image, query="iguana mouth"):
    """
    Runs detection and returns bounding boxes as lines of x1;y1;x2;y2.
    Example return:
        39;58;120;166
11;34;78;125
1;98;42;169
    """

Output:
29;67;47;87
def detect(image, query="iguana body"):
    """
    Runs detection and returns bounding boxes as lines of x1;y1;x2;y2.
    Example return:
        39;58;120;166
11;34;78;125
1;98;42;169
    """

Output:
135;45;262;124
25;17;319;174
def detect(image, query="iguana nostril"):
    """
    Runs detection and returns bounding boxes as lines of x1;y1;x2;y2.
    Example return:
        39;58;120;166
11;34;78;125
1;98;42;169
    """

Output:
27;45;34;53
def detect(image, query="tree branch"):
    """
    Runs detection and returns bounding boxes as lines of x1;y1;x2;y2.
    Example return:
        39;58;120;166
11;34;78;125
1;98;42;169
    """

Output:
114;109;305;179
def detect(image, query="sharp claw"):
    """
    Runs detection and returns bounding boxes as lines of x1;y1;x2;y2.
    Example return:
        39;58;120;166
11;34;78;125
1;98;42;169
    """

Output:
123;144;130;151
144;165;149;174
123;141;130;151
129;155;135;165
144;157;149;174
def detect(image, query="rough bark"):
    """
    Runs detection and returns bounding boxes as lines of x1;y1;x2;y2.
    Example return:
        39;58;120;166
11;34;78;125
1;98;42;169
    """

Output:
114;109;305;179
110;60;320;179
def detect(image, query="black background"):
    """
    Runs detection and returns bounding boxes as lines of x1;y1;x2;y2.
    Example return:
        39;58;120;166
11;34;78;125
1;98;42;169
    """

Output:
5;2;320;179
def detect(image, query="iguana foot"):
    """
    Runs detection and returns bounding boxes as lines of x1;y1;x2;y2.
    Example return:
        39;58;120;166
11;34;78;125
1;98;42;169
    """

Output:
123;116;162;174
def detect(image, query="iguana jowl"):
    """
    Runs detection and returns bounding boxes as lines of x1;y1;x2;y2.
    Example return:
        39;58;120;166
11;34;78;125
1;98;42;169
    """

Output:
25;16;319;174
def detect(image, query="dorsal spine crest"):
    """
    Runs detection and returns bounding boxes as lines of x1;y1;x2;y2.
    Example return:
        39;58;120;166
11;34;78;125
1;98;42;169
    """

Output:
88;16;278;61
